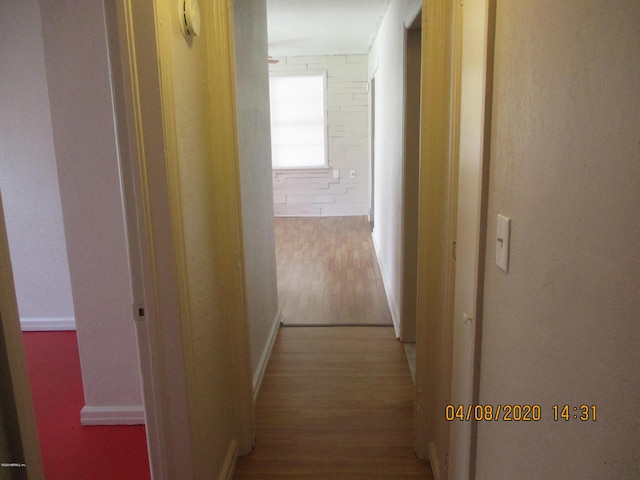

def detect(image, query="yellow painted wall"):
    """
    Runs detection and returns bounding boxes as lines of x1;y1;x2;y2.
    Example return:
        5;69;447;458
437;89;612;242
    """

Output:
119;0;255;476
159;0;255;474
415;1;458;478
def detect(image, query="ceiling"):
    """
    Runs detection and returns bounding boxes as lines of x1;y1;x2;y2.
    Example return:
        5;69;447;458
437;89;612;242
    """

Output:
266;0;391;57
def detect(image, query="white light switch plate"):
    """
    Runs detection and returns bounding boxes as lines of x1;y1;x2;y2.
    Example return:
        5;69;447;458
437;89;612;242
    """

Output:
496;214;511;272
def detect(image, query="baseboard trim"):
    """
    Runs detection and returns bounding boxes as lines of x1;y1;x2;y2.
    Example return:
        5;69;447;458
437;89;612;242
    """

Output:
218;439;238;480
20;317;76;331
429;441;441;480
252;307;282;402
371;233;401;338
282;323;393;327
80;405;145;425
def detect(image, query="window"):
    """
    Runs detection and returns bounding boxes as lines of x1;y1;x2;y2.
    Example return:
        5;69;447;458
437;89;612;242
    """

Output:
269;73;327;169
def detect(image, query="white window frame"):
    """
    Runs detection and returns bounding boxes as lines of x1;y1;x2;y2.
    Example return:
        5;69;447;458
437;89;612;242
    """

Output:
269;71;328;170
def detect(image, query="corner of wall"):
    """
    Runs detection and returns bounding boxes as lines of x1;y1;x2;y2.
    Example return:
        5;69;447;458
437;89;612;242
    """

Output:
371;231;401;338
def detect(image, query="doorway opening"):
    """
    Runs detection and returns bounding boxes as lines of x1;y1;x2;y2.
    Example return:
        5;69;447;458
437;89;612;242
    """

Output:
400;7;423;379
266;24;386;328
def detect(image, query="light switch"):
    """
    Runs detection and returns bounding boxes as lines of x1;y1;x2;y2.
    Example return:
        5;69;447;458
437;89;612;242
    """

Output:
333;169;340;179
496;214;511;272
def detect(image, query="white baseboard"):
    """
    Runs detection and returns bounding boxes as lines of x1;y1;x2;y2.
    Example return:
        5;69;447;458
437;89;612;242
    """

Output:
371;234;401;338
218;439;238;480
20;317;76;331
80;405;145;425
252;308;282;402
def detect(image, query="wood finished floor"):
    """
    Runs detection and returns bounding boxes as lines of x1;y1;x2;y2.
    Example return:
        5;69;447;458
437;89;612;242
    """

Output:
233;326;433;479
274;216;392;325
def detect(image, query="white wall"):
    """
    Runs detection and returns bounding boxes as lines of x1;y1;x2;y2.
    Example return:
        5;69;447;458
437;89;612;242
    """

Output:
269;55;370;216
0;0;75;330
368;0;414;335
38;0;143;423
477;1;640;478
233;0;281;386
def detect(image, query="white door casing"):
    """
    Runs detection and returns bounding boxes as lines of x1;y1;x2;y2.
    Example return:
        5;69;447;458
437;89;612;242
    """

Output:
449;0;494;478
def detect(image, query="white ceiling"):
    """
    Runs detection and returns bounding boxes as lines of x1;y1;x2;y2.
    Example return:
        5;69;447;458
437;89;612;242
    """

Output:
266;0;391;57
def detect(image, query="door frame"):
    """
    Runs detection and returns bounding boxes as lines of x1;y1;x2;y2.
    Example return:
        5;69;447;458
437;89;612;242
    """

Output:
414;0;461;476
111;2;194;477
368;75;376;226
448;0;496;478
414;0;495;479
399;0;423;343
0;193;44;479
110;1;255;477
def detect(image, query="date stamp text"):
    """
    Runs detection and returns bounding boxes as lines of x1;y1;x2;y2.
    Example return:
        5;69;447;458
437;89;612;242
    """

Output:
445;404;597;422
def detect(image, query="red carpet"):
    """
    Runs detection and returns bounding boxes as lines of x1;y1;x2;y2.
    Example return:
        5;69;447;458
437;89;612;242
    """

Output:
22;331;151;480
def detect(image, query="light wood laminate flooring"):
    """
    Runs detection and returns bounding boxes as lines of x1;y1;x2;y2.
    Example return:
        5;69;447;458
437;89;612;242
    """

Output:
274;216;392;325
233;326;433;479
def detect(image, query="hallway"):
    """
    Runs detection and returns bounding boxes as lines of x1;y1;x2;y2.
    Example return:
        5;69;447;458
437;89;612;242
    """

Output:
233;326;432;479
234;216;430;478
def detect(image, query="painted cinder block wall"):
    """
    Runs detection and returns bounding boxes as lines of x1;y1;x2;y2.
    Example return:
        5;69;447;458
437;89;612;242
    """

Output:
269;55;370;217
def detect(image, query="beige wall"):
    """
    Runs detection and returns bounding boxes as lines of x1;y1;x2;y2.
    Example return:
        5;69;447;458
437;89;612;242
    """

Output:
476;1;640;477
233;0;281;387
165;0;255;473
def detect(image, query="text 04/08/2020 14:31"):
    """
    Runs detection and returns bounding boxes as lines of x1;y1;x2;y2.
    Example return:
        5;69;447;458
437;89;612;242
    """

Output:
445;404;597;422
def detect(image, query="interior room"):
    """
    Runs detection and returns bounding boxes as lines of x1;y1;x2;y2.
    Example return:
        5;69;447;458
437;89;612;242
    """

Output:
1;0;639;479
